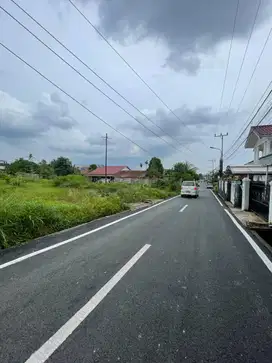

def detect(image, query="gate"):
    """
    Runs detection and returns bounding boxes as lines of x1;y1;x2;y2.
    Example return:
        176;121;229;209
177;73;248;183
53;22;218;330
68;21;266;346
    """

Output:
236;182;242;208
249;182;270;221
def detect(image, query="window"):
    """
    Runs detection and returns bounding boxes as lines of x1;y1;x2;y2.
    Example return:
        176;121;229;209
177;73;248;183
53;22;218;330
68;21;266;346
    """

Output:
182;181;195;186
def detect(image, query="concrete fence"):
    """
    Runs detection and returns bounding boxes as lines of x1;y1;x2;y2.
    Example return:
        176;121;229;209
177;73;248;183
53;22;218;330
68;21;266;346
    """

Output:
218;178;272;225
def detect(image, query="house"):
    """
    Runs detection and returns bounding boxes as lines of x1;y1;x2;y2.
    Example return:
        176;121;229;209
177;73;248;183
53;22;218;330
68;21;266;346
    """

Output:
85;166;150;183
86;166;131;182
77;165;104;174
114;170;148;184
229;125;272;182
245;125;272;165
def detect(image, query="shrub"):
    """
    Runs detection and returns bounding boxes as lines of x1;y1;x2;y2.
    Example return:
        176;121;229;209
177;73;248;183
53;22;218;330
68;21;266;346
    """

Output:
52;175;88;188
0;195;127;249
4;175;26;186
0;178;175;249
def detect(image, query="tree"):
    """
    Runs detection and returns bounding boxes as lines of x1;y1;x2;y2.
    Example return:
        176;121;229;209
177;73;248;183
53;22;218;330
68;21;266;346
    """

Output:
171;162;198;182
140;163;143;169
147;157;164;178
7;158;39;175
145;160;149;170
88;164;97;171
39;159;54;179
173;162;197;174
50;157;74;176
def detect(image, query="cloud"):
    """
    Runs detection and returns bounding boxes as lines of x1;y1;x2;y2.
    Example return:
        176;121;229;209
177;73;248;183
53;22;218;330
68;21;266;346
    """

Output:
0;91;76;141
72;0;271;73
120;106;237;141
50;131;147;159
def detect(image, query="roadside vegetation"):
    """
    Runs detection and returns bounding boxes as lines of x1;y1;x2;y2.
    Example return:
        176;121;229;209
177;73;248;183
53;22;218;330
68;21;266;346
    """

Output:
0;155;199;249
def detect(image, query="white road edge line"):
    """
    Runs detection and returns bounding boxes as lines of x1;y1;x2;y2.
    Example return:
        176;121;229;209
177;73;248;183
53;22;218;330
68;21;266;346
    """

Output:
24;243;151;363
179;204;188;213
0;196;177;270
210;190;223;207
225;209;272;273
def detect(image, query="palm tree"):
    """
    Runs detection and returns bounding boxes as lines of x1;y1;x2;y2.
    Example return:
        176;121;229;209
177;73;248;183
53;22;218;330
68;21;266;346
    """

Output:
173;161;197;174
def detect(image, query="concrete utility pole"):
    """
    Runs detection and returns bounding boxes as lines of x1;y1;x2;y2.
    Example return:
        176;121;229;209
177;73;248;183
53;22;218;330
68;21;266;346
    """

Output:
208;159;216;171
102;133;111;183
214;132;228;177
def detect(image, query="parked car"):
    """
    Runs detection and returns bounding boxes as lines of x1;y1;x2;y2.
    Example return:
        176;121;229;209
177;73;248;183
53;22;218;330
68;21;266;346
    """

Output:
181;180;199;198
206;183;213;189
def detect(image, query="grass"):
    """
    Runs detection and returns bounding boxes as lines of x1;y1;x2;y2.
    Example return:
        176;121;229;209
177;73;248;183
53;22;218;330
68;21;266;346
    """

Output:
0;175;176;249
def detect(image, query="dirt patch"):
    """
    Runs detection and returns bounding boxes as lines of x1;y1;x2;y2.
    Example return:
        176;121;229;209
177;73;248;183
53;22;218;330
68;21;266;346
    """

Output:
129;199;162;211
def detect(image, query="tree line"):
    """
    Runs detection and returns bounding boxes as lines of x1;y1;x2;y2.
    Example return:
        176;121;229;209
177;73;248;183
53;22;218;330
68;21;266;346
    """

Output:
5;155;77;178
3;154;200;182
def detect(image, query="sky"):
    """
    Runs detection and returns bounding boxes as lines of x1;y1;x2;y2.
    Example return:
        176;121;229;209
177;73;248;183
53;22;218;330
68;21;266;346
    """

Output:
1;0;272;173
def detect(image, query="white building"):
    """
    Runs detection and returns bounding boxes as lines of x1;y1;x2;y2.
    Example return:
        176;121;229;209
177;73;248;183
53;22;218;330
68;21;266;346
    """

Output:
230;125;272;182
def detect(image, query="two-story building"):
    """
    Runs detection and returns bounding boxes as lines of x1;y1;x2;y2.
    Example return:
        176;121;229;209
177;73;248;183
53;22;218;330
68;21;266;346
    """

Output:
229;125;272;183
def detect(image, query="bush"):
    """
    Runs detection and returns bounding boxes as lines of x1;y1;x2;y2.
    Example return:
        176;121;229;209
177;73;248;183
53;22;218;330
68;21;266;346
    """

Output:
4;175;26;186
52;175;88;188
0;178;175;249
0;195;127;249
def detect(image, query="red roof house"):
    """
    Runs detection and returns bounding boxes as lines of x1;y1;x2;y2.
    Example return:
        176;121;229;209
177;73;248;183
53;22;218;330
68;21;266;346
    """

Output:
115;170;147;179
245;125;272;148
86;166;130;178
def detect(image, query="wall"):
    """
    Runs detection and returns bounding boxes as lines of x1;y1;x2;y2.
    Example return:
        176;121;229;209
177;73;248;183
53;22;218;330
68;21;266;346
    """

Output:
254;136;272;163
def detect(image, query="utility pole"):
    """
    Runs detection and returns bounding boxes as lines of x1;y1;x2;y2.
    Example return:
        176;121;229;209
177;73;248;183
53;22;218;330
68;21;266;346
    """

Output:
214;132;228;177
208;159;216;171
102;133;111;183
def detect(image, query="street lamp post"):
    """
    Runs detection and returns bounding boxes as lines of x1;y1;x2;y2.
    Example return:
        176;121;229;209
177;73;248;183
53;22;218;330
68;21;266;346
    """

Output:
210;132;228;177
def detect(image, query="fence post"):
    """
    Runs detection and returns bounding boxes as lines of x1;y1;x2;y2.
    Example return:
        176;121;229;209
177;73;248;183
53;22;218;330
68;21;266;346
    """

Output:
269;181;272;225
242;177;250;211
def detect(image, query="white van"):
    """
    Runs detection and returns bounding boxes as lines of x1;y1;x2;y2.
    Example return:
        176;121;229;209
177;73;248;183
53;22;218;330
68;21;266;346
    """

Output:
181;180;199;198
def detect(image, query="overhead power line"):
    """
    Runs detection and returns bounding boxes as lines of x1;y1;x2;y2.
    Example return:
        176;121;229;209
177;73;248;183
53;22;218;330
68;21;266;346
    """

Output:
234;24;272;114
0;42;153;157
218;0;240;114
1;5;188;155
224;80;272;158
67;0;209;149
225;0;261;117
7;0;191;153
222;18;272;159
226;99;272;160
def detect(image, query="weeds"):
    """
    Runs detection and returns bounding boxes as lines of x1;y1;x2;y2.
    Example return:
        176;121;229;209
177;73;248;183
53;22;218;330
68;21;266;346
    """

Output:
0;177;175;249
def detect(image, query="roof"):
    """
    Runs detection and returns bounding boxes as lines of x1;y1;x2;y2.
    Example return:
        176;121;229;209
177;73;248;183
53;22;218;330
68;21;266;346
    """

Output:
116;170;147;179
87;166;130;176
245;125;272;148
252;125;272;136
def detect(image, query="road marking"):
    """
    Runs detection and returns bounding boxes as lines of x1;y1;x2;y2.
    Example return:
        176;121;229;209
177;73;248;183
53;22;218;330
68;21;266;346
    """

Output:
24;244;151;363
225;209;272;274
210;190;223;207
0;196;177;270
179;205;188;213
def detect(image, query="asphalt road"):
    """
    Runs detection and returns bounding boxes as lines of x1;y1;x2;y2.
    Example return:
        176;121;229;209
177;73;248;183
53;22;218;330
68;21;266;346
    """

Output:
1;188;272;362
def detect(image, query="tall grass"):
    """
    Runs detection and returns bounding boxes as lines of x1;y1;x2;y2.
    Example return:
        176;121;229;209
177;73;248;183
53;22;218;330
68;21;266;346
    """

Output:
0;175;175;249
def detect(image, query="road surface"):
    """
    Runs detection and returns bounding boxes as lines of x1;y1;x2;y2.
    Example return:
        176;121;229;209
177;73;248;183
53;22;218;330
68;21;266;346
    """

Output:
0;188;272;362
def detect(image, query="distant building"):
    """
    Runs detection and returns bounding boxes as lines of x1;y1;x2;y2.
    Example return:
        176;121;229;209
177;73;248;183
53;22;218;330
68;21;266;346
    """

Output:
77;164;103;174
86;165;130;182
85;165;149;184
0;160;8;171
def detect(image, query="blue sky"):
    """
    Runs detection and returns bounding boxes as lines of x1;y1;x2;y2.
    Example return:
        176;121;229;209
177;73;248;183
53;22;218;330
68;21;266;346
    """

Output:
1;0;272;172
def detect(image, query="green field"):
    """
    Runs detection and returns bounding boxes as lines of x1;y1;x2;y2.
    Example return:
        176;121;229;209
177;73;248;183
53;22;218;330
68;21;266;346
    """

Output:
0;175;175;249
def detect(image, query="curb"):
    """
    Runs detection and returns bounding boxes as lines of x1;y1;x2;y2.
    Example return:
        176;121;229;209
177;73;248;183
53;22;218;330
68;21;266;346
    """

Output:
215;191;272;258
